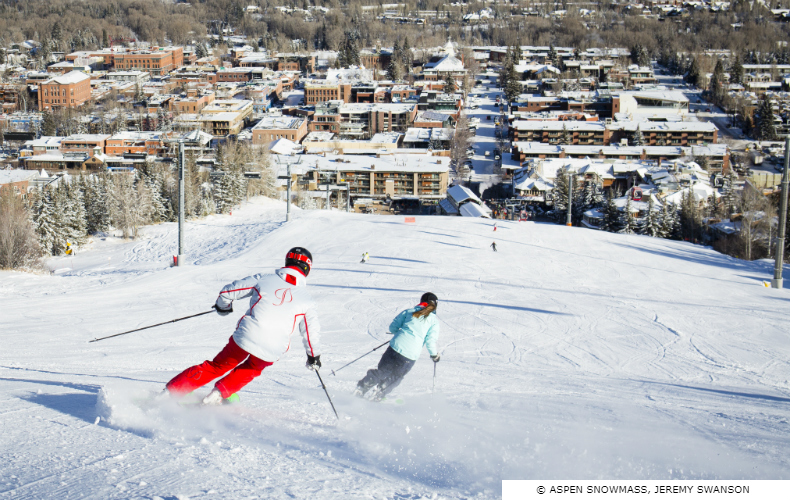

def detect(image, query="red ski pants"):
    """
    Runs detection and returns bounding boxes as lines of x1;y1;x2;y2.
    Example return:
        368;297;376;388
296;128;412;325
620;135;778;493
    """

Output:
166;336;273;398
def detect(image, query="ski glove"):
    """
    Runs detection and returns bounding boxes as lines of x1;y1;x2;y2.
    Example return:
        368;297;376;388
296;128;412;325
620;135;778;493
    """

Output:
213;303;233;316
430;354;441;363
306;355;322;370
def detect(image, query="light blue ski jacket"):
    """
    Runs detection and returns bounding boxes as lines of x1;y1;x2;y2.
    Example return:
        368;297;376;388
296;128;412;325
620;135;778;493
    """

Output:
388;306;440;361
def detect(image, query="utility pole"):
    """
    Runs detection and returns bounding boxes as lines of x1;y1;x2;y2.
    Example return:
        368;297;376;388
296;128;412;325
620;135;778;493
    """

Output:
566;168;573;227
286;163;292;222
177;139;185;266
772;135;790;288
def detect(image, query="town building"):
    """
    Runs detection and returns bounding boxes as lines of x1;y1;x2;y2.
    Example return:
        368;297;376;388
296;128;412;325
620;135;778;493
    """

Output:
251;115;308;145
38;71;91;111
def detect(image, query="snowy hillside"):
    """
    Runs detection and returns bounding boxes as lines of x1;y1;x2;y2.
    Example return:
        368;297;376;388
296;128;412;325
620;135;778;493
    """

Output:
2;197;789;499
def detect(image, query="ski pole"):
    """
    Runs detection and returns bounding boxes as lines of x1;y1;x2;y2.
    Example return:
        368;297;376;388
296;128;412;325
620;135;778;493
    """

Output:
432;362;436;393
330;340;390;376
314;368;339;420
89;310;215;343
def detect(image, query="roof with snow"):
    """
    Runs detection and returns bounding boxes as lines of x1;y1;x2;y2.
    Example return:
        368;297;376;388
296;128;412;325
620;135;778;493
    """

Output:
0;169;37;184
46;70;90;85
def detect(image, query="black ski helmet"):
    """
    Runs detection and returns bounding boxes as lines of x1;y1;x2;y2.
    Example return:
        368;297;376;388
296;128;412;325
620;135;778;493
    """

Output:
420;292;438;310
285;247;313;276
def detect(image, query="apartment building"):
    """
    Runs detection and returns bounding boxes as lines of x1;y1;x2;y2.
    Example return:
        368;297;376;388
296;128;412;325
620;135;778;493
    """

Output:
105;131;171;156
199;99;253;137
337;102;417;139
608;121;718;146
304;81;352;105
60;134;111;157
511;120;716;146
38;71;91;111
511;143;730;173
303;153;449;203
511;121;610;145
171;89;216;114
112;47;184;75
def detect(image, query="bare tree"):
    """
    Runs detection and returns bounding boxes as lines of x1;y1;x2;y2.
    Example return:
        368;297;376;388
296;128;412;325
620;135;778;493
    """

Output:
108;173;152;239
0;190;41;270
450;114;473;183
738;188;774;261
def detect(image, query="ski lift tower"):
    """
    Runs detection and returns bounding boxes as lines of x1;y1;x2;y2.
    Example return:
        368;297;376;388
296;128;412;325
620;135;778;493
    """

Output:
176;138;185;266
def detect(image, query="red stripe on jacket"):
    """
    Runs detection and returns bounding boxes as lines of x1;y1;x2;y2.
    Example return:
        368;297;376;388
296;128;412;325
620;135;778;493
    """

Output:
292;313;314;357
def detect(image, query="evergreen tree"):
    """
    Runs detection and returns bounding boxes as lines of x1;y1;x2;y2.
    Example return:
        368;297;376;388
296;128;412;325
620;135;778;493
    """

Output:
633;124;645;146
600;191;621;232
641;196;661;236
51;22;63;50
582;176;604;209
42;111;56;136
499;56;513;91
679;188;703;242
729;54;743;85
513;44;523;63
58;180;88;247
551;168;570;221
686;57;702;87
102;29;109;49
559;123;570;145
504;62;521;104
547;44;558;68
402;37;412;69
83;174;111;233
31;188;61;255
444;73;456;94
755;95;777;141
710;59;726;105
618;197;638;234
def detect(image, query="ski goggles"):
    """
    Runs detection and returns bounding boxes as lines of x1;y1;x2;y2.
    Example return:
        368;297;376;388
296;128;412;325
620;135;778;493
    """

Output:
287;252;312;267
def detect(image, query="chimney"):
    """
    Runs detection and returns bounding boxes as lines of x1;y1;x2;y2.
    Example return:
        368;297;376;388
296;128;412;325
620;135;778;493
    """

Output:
371;164;375;170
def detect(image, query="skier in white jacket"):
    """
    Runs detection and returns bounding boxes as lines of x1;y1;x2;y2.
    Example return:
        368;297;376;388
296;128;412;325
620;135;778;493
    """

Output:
165;247;322;405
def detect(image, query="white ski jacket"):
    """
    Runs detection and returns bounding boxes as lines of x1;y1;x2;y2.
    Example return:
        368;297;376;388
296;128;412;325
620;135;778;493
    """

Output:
215;267;321;363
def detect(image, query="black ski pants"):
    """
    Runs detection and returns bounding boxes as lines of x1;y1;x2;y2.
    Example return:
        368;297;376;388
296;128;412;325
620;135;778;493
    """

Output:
357;346;416;398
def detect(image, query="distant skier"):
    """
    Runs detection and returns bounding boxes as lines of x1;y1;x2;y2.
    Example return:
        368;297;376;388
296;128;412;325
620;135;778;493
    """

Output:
360;252;369;263
491;241;497;252
355;292;440;401
163;247;322;405
493;223;497;232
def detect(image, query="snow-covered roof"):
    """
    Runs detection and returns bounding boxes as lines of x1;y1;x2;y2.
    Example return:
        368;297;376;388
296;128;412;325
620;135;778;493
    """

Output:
252;115;305;130
423;54;464;72
447;185;483;206
269;138;301;155
47;70;90;85
0;169;37;184
305;153;449;173
460;203;491;218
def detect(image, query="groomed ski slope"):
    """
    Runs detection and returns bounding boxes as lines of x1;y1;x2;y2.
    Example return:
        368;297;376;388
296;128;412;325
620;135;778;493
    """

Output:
1;196;789;500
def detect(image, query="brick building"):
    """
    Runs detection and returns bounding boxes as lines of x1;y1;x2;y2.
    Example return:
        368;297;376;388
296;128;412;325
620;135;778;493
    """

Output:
60;134;111;157
112;47;184;75
38;71;91;111
251;116;308;145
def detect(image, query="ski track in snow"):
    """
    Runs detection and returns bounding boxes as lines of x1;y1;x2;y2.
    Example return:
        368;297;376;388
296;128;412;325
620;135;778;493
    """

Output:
2;196;790;498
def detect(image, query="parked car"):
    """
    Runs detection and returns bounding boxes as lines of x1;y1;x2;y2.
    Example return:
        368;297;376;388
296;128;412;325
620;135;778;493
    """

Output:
487;115;492;120
484;151;491;157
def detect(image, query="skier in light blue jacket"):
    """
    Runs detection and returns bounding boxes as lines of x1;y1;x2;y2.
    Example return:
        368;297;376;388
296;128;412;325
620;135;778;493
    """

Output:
355;292;440;400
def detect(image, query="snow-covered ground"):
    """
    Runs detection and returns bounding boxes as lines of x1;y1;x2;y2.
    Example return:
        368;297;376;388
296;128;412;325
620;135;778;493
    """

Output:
2;197;790;499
